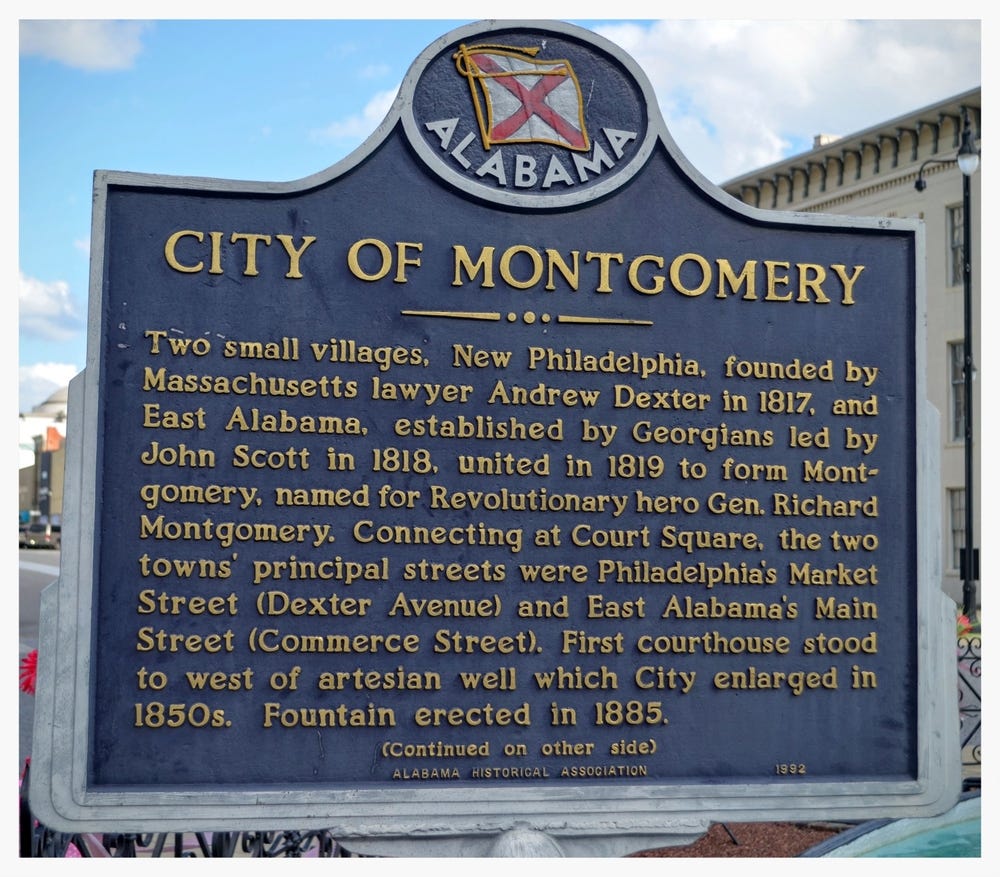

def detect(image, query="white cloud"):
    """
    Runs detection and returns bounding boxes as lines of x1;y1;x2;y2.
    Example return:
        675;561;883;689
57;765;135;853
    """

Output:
311;86;400;144
19;20;151;71
19;272;85;343
594;19;981;182
359;63;392;80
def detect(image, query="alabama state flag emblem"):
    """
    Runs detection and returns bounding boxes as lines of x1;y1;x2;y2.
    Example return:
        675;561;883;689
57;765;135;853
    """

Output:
454;43;590;152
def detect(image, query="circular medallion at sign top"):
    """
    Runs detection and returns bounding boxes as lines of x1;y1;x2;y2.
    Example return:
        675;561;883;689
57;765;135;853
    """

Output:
403;21;656;210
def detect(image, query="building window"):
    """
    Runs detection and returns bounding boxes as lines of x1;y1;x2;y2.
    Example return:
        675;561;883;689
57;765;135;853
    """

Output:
950;341;966;442
948;204;964;287
949;488;966;572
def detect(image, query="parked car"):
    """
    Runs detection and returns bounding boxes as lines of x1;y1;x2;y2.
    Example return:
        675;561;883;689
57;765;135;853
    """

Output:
24;523;60;549
18;525;29;549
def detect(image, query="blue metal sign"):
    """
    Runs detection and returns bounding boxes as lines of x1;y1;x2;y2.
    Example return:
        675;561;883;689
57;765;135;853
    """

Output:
30;20;958;854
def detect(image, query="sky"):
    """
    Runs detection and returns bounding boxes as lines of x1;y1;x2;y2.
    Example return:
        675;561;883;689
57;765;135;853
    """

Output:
15;6;985;414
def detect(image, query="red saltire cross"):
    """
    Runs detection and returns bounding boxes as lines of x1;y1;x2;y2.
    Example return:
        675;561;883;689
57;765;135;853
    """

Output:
471;53;586;149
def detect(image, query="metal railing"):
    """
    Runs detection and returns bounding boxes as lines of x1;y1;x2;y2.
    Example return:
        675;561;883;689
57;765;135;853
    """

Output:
958;633;982;785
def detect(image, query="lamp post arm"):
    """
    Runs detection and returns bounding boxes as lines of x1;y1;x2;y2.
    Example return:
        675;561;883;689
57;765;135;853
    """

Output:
914;157;956;191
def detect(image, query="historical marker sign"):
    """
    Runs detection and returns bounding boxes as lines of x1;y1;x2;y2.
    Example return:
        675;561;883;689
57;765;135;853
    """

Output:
31;20;960;856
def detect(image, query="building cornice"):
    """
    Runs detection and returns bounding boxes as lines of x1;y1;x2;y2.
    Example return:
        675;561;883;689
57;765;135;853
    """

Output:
723;87;980;208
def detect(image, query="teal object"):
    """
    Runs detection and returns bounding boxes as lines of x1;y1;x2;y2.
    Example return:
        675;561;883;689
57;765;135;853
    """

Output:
807;793;980;858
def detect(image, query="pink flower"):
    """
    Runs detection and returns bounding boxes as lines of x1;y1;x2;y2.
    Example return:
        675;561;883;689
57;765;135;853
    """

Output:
19;649;38;695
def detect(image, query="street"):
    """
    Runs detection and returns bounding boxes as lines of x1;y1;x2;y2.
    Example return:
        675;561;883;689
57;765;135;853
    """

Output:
19;548;60;770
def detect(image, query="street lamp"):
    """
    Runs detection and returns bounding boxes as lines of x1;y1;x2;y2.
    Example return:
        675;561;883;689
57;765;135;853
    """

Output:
915;107;980;618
